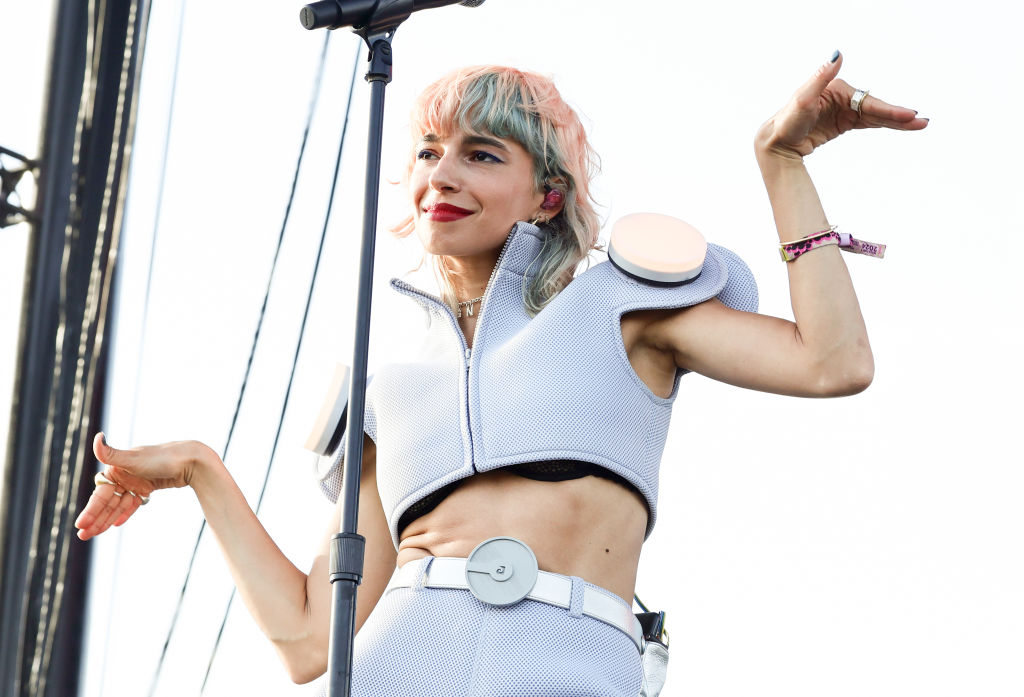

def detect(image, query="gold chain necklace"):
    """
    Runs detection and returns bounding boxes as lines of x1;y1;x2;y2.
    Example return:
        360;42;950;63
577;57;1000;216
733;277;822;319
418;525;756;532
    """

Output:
455;233;510;319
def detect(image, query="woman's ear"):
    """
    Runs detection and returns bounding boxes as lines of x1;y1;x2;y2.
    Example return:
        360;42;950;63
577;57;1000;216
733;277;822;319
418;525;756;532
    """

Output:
539;188;565;215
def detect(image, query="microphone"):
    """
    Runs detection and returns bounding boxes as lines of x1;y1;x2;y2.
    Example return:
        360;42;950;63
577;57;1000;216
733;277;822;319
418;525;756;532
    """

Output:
300;0;485;32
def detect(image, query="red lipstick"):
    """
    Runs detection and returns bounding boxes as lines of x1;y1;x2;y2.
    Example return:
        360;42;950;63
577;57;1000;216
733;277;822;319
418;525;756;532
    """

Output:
424;203;473;222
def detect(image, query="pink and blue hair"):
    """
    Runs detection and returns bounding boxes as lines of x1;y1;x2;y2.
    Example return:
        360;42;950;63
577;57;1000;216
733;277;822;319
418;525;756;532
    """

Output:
393;65;601;314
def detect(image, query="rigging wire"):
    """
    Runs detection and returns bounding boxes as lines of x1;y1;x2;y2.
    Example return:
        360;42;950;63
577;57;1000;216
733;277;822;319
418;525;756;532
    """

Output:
199;39;362;693
94;2;182;695
144;31;334;697
126;0;186;453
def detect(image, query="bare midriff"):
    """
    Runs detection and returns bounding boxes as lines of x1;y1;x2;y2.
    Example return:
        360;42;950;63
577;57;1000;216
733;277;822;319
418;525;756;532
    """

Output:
396;468;648;603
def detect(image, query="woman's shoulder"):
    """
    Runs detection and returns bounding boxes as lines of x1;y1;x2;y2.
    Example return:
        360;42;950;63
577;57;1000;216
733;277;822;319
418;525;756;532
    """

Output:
558;244;758;315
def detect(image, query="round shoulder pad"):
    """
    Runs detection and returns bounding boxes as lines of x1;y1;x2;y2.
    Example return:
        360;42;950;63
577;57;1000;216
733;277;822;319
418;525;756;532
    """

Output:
608;213;707;286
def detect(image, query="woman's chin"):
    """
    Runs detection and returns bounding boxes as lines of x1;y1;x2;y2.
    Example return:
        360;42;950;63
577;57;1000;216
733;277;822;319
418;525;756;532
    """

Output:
417;234;501;260
414;219;516;261
416;237;459;257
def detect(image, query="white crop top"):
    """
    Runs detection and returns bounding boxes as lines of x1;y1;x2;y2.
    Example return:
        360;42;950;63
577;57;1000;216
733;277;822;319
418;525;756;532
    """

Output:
320;221;759;548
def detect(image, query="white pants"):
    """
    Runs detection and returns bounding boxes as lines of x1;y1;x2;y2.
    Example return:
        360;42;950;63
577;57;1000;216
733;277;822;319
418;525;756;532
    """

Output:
324;556;643;696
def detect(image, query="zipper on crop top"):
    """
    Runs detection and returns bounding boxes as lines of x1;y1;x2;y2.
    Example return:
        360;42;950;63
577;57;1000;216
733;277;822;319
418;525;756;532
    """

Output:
452;229;513;468
391;227;516;471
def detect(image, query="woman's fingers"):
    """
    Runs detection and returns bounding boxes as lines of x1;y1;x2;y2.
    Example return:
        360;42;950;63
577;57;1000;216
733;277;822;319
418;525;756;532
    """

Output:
93;431;146;474
761;52;929;157
75;488;112;539
76;432;162;539
112;491;143;526
75;469;141;539
762;53;847;156
855;92;929;131
831;77;927;131
103;484;139;528
102;466;156;497
794;51;843;109
77;433;214;539
92;432;195;492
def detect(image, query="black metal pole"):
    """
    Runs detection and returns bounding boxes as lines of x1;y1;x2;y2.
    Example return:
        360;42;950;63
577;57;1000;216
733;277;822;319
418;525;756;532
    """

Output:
299;5;486;693
325;32;394;697
301;5;491;694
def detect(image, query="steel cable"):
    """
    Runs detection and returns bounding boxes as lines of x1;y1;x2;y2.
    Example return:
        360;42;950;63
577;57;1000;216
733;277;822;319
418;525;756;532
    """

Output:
144;31;334;697
199;40;362;693
93;3;180;695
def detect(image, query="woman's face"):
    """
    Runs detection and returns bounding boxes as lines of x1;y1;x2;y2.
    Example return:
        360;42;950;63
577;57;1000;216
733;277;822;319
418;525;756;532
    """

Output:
409;129;545;262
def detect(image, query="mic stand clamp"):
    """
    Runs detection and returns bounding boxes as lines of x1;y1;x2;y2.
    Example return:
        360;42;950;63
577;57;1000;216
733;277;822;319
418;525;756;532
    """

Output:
359;29;395;84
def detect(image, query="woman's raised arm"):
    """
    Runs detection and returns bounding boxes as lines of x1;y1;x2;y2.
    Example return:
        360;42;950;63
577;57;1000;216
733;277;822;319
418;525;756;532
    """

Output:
639;52;927;397
75;433;396;684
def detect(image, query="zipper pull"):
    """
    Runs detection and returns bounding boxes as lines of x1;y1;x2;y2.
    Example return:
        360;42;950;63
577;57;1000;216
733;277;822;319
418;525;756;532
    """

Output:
465;347;471;370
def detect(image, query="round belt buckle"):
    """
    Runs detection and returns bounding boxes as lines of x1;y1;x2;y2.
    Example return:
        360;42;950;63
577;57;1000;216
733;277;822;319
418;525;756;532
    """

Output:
464;536;538;607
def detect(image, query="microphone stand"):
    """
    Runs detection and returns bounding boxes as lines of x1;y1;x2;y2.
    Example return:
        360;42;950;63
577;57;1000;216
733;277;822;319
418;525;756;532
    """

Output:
300;12;400;697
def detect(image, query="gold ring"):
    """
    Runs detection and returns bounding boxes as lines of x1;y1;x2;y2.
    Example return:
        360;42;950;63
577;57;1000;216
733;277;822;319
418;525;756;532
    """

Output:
94;471;117;488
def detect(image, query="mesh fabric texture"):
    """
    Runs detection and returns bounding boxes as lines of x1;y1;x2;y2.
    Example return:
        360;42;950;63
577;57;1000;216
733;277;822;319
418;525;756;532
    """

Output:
319;222;759;546
319;557;643;696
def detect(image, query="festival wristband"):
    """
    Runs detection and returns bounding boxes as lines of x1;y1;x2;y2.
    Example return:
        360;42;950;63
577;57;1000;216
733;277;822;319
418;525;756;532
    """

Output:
779;226;886;262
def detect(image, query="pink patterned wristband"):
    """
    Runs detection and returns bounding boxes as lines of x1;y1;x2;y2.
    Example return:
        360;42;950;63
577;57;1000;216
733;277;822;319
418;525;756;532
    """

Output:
779;227;886;262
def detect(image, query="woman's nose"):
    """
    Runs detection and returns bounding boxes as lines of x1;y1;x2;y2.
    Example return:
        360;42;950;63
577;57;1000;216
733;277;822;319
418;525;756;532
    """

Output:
428;154;460;192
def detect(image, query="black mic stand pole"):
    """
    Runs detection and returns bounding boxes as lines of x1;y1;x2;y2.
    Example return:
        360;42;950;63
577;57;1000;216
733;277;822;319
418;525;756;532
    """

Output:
299;7;405;695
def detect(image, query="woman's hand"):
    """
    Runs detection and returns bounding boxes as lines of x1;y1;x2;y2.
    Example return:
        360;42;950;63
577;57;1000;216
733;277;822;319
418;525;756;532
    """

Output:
75;433;219;540
756;51;928;161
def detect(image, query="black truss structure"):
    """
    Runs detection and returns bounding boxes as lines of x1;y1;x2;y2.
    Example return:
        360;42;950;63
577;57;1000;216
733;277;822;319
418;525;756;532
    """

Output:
0;1;150;695
0;146;39;228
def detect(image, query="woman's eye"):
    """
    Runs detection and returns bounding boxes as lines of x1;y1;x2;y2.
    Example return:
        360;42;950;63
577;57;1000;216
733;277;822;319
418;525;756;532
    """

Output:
470;151;502;163
416;149;439;160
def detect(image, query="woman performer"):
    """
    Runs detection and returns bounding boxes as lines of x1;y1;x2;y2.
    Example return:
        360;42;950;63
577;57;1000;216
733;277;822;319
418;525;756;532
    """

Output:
76;53;927;695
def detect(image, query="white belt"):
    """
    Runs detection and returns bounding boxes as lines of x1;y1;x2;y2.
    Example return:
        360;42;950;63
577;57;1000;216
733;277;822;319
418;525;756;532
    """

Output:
386;556;644;652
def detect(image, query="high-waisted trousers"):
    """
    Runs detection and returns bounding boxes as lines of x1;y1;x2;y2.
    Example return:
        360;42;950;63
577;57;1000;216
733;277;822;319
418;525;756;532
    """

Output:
320;556;643;696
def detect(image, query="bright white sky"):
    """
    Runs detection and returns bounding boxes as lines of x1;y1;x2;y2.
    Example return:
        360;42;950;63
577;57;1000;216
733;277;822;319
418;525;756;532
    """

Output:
2;1;1023;696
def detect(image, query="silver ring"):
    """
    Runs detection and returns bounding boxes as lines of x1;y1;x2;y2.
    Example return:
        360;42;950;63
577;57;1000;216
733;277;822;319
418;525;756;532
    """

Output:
127;491;151;506
112;490;123;497
850;88;869;116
